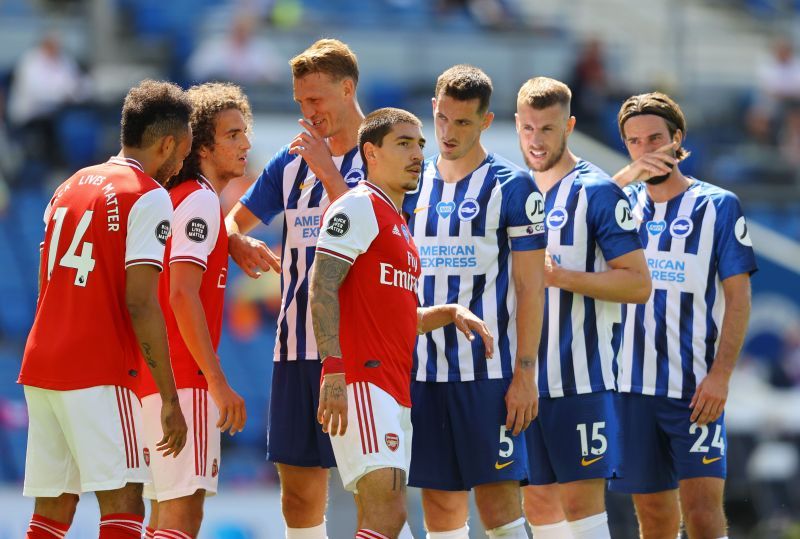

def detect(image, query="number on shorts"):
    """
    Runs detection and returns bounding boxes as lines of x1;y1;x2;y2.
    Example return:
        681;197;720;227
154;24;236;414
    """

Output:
48;208;97;287
576;422;607;457
498;426;514;458
689;423;725;455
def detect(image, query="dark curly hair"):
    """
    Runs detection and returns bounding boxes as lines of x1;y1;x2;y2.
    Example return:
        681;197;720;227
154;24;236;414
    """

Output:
120;79;191;149
166;82;253;189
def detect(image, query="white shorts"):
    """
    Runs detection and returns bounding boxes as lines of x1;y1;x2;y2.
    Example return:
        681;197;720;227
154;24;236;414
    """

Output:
330;382;412;492
141;388;220;501
23;385;149;497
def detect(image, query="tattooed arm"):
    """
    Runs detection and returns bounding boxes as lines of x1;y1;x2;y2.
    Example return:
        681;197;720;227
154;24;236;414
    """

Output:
310;252;352;436
126;264;187;457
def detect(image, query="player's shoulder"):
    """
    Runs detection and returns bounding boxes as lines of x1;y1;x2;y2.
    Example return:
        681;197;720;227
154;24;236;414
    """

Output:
170;179;219;208
264;144;299;173
691;178;739;204
576;160;625;199
328;182;374;211
487;152;526;180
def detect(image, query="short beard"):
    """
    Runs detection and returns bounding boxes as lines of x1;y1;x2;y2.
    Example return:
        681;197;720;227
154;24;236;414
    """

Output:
154;152;179;185
526;135;567;173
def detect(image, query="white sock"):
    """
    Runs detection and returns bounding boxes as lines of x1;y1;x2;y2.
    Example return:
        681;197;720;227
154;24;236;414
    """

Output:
399;522;415;539
286;522;328;539
427;524;469;539
487;517;528;538
568;513;609;539
530;520;573;538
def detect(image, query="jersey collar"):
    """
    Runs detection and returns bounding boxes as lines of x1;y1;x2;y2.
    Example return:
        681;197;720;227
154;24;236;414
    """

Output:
108;156;145;173
362;180;400;213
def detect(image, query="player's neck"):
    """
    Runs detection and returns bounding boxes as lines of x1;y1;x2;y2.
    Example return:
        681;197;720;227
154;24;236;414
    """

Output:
198;165;227;195
645;169;691;203
328;104;364;156
436;143;487;183
531;150;578;194
369;178;404;211
118;148;157;179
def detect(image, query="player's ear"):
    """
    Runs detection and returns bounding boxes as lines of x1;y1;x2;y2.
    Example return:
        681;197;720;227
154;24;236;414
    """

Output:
342;77;354;98
566;116;576;136
160;134;176;157
481;111;494;131
363;141;377;164
673;129;683;145
431;97;437;116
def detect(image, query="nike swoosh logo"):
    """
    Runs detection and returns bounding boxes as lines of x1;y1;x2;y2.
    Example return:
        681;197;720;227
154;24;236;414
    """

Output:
414;205;431;214
495;460;514;470
581;455;604;466
299;179;316;190
702;456;722;465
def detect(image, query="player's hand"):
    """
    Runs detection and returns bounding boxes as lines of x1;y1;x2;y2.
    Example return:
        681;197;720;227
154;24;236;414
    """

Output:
289;119;342;187
452;305;494;358
614;141;678;186
689;369;729;426
543;251;560;288
318;373;348;436
208;378;247;435
228;232;281;278
504;367;538;436
157;395;188;457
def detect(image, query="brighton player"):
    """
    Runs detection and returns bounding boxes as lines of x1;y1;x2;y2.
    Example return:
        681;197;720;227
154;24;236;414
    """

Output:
18;80;190;539
402;65;546;539
515;77;651;539
224;39;365;538
140;82;251;539
311;107;493;539
609;92;756;539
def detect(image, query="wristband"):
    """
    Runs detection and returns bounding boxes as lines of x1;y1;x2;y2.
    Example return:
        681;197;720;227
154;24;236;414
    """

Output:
321;356;344;377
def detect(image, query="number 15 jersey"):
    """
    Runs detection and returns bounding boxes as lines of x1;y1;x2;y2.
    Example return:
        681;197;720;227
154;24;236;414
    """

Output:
19;157;172;393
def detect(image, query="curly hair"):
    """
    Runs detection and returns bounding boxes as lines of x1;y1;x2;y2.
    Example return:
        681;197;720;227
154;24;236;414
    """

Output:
166;82;253;189
120;79;191;149
435;65;493;114
617;92;691;161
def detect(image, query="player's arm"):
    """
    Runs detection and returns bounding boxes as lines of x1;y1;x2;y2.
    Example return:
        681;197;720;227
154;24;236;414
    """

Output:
169;262;246;435
417;304;494;358
505;248;545;436
546;248;651;304
690;273;751;425
289;119;349;200
126;264;187;457
225;201;281;278
613;141;678;187
309;252;351;436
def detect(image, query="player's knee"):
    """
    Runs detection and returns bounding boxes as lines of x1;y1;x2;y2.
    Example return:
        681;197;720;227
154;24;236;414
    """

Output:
281;487;325;520
35;494;80;524
523;485;565;524
683;504;725;535
560;493;604;522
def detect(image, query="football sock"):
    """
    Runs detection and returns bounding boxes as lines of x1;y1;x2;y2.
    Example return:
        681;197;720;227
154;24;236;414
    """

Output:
26;514;69;538
530;520;572;538
398;522;415;538
286;522;328;539
153;530;193;539
426;524;469;538
568;512;610;539
355;530;390;539
99;513;144;538
486;517;527;538
145;526;156;539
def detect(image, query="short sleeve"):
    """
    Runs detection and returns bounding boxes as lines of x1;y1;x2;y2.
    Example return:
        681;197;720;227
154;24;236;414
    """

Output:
126;188;172;270
499;171;546;251
240;147;290;225
714;193;758;280
169;188;220;270
315;192;379;264
587;182;643;262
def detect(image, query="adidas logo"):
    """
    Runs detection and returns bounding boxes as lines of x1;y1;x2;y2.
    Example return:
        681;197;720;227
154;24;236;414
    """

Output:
392;225;401;236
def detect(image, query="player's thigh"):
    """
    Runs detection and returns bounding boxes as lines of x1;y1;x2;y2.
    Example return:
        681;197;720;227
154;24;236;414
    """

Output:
631;490;681;539
659;397;727;483
155;489;207;536
473;480;523;529
356;467;408;535
538;391;620;485
22;386;81;498
57;385;149;493
608;392;677;495
408;381;464;491
558;478;606;520
678;476;725;519
420;489;470;532
447;378;528;489
141;389;220;503
268;360;336;468
523;483;565;525
330;382;411;493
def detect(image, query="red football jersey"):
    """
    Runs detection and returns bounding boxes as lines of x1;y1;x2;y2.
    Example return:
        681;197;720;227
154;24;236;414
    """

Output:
19;157;172;392
139;177;228;397
316;181;421;407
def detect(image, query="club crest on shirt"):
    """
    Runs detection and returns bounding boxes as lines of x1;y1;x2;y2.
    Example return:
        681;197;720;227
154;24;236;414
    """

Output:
546;207;569;230
326;213;350;237
212;458;219;477
647;220;667;235
735;216;752;246
436;201;456;219
669;216;694;239
344;168;365;187
385;433;399;452
143;447;150;466
615;199;636;231
401;224;411;243
155;220;170;245
457;198;480;221
186;218;208;242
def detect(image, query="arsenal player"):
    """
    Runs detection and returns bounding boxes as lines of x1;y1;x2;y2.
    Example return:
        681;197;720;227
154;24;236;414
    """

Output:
310;107;493;539
139;82;251;539
18;80;190;539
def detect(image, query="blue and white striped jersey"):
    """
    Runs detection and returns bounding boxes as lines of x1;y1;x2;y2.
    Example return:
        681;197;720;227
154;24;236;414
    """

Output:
538;160;643;398
240;145;365;362
618;180;757;399
403;153;546;383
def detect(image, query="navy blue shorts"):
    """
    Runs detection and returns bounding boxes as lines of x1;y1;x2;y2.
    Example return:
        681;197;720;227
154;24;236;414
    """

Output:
408;379;528;491
609;392;726;494
267;360;336;468
526;391;621;485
